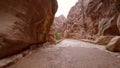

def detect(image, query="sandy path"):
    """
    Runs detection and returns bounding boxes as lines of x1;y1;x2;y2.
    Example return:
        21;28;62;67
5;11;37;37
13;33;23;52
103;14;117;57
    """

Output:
8;39;120;68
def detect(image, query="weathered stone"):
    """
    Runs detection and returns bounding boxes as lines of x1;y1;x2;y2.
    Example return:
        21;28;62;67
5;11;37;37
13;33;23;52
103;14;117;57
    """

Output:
95;36;114;45
0;0;58;43
51;15;66;39
117;14;120;33
0;38;29;59
87;0;120;36
53;15;66;33
0;0;58;59
62;0;90;39
62;0;120;40
106;36;120;52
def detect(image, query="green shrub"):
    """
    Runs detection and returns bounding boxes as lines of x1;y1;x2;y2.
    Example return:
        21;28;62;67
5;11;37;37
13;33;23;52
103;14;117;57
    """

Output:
55;32;60;40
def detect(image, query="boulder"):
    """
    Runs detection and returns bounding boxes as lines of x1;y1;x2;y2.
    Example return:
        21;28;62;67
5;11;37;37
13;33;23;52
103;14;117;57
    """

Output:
95;36;114;45
0;0;58;59
106;36;120;52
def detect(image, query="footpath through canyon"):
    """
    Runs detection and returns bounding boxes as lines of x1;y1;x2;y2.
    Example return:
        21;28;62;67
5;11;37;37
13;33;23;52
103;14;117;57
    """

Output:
7;39;120;68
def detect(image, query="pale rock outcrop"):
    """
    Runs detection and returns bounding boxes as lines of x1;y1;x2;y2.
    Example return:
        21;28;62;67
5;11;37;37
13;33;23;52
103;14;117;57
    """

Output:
106;36;120;52
95;36;114;45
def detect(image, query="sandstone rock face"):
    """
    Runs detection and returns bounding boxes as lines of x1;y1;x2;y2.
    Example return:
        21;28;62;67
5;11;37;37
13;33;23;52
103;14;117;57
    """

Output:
53;15;67;39
62;0;120;40
62;0;91;39
86;0;120;51
95;36;114;45
117;14;120;33
53;15;66;33
86;0;120;36
46;15;66;42
0;38;29;59
0;0;58;58
106;36;120;52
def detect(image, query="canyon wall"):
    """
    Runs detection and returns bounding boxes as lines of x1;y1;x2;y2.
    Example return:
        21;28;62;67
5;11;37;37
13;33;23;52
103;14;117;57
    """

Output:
53;15;66;33
63;0;120;40
86;0;120;36
0;0;58;59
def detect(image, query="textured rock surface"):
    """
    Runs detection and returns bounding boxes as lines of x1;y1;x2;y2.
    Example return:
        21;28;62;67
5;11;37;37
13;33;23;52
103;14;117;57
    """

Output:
51;15;67;39
87;0;120;36
117;14;120;33
0;37;29;59
0;0;58;59
95;36;114;45
62;0;120;40
62;0;92;39
106;36;120;52
53;15;66;33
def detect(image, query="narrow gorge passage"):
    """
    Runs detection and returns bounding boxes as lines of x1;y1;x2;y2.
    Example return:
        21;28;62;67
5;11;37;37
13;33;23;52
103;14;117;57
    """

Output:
7;39;120;68
0;0;120;68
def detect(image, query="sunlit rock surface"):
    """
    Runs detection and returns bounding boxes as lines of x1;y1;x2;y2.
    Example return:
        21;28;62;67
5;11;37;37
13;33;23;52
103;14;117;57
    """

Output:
95;36;114;45
106;36;120;52
62;0;120;40
86;0;120;36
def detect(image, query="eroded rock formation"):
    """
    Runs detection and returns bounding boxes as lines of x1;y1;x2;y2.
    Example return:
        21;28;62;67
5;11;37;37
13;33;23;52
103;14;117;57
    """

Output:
94;36;114;45
86;0;120;51
106;36;120;52
53;15;66;33
62;0;93;40
86;0;120;36
61;0;120;51
0;0;58;59
63;0;120;39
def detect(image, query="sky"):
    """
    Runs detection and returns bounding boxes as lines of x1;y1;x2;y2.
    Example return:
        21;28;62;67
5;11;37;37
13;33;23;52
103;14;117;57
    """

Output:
55;0;78;18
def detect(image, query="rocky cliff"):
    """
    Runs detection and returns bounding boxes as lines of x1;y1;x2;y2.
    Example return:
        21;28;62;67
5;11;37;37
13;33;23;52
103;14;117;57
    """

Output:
53;15;66;33
47;15;66;42
0;0;58;59
86;0;120;36
63;0;120;40
62;0;120;52
62;0;90;39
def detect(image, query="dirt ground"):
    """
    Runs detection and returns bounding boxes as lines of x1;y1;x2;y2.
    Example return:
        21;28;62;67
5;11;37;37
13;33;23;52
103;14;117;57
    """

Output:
7;39;120;68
